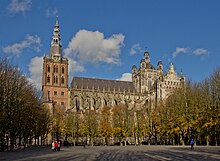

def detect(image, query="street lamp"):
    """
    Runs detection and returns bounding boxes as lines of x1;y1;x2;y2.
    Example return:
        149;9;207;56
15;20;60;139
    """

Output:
51;100;56;142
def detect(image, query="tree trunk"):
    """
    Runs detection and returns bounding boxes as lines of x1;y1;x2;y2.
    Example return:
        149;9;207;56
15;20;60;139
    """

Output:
34;137;37;146
206;135;209;146
90;137;93;146
148;135;151;145
180;133;185;146
124;138;127;146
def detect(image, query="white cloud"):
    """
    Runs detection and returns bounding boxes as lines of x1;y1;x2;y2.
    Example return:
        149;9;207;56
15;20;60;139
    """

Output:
68;59;85;73
172;47;188;58
28;56;43;90
68;58;85;81
193;48;210;56
117;73;132;82
64;30;125;65
7;0;32;14
130;43;142;55
2;34;41;56
46;8;58;17
172;47;210;59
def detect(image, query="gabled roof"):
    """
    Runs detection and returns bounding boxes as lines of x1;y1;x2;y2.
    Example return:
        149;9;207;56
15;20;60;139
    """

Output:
146;63;155;70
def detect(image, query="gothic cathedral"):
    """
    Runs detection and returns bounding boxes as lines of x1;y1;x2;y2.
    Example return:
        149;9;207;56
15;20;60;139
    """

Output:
42;18;185;112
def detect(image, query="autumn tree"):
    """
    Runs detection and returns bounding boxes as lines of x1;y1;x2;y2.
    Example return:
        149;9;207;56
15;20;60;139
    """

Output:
99;106;112;145
111;104;132;145
83;109;99;146
64;110;81;146
0;59;51;151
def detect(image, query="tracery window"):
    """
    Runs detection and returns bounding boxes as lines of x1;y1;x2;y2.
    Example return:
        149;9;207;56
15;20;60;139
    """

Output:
54;76;58;84
56;76;58;84
62;76;65;84
47;75;50;83
47;65;50;72
62;67;65;74
54;65;58;73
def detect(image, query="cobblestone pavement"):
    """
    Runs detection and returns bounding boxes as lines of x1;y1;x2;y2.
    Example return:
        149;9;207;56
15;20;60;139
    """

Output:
1;145;220;161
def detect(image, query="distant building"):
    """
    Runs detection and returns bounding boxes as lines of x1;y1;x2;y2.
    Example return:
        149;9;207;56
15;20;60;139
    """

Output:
42;18;185;112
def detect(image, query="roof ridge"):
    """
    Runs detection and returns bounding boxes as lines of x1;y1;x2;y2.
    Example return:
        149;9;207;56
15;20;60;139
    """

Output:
73;76;132;83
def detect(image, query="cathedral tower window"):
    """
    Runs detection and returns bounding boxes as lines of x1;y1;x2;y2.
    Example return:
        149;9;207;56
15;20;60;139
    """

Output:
53;76;58;84
56;76;58;84
61;91;64;96
61;76;65;84
47;65;50;72
47;75;50;83
54;65;58;73
62;67;65;74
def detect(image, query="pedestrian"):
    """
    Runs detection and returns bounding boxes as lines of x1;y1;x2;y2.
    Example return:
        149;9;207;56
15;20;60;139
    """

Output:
51;142;55;151
190;138;194;150
83;141;86;148
54;141;58;151
58;141;61;151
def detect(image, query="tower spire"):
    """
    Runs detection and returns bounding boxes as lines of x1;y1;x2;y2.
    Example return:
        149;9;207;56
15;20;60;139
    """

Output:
144;48;150;63
49;16;62;58
55;16;59;26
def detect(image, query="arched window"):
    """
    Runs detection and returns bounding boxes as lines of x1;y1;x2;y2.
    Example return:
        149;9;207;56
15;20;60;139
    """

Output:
56;76;58;84
53;76;56;83
62;67;65;74
84;97;91;109
54;65;58;73
61;76;64;84
97;97;101;109
47;65;50;72
93;98;96;109
104;99;107;106
76;97;80;111
114;99;118;106
47;75;50;83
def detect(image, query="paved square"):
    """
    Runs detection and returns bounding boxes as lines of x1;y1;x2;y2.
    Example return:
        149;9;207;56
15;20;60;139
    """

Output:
1;146;220;161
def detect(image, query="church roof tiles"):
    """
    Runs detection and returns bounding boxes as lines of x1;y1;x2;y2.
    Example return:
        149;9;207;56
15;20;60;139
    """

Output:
71;77;136;93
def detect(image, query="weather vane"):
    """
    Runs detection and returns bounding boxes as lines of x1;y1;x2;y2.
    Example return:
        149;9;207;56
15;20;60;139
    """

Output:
145;46;149;52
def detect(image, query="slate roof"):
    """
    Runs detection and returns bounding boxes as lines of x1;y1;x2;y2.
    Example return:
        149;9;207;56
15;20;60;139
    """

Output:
140;59;155;70
71;77;136;93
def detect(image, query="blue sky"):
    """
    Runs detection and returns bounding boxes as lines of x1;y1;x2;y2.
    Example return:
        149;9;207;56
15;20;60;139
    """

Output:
1;0;220;90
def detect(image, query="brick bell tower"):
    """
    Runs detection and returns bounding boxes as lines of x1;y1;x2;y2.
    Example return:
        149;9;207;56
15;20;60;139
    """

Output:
42;17;69;109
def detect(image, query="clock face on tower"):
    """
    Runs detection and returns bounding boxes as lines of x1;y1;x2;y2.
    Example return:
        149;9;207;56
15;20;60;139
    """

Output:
53;55;60;62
